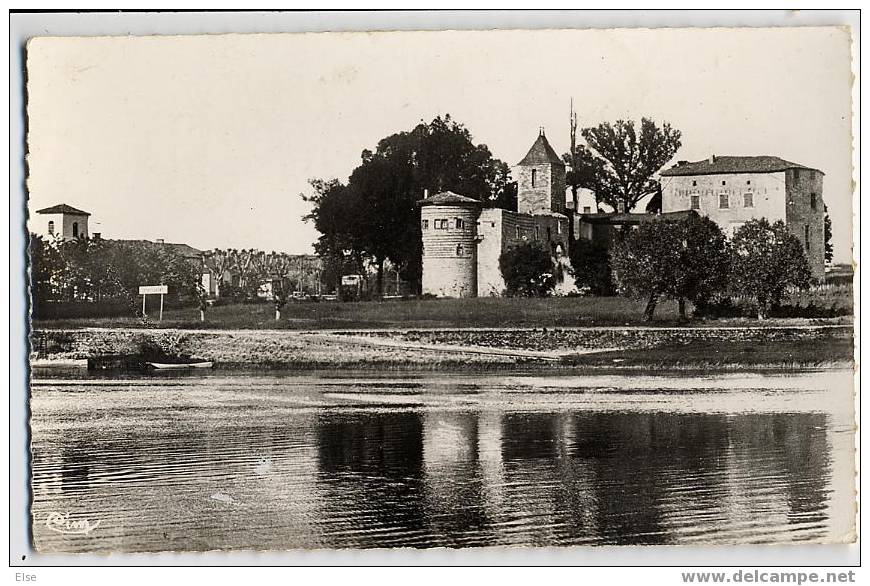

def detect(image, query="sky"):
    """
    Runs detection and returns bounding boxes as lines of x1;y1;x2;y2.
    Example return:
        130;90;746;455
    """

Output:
25;27;854;262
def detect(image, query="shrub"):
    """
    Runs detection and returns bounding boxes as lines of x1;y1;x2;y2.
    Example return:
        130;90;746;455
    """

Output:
499;242;556;297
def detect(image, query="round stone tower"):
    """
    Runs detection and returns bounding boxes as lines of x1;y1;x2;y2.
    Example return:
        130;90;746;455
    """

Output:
419;191;482;298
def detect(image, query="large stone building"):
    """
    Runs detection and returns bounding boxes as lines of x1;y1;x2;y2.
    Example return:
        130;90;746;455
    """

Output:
660;155;825;278
420;131;570;297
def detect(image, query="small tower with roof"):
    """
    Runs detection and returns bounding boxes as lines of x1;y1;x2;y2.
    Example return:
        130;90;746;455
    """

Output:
34;203;90;241
514;128;566;215
419;191;482;298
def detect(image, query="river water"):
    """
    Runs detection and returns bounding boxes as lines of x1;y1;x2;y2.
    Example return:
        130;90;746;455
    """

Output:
30;369;855;552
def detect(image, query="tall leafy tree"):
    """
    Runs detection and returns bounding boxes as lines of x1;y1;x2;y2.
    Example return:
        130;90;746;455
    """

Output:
730;218;812;319
571;118;682;212
610;214;729;321
304;115;513;295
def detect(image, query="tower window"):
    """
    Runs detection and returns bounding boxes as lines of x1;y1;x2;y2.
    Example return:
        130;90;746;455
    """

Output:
456;244;464;257
455;218;464;229
718;193;729;209
690;195;700;210
531;169;537;188
743;193;754;208
804;225;810;250
547;227;552;241
692;180;697;187
72;222;79;237
810;193;818;210
582;206;591;213
721;180;726;186
422;219;429;229
535;226;540;240
47;220;54;235
515;226;520;239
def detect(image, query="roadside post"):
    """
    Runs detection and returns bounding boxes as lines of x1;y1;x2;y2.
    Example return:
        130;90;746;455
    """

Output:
139;285;169;321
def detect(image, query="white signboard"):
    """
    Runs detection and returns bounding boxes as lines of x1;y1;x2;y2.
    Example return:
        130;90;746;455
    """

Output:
341;275;361;286
139;285;169;295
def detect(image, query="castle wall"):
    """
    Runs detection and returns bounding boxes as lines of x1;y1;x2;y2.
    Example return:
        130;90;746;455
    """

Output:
421;205;480;297
662;171;787;237
785;168;826;279
662;168;825;280
477;209;570;297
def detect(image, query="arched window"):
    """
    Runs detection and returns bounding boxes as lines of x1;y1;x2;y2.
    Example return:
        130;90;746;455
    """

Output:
531;169;537;188
72;222;79;238
47;221;54;235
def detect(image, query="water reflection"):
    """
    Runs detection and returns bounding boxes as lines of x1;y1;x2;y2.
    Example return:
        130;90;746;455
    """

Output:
30;372;851;552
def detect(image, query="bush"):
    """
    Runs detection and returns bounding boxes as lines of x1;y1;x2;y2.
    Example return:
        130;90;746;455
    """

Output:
499;243;556;297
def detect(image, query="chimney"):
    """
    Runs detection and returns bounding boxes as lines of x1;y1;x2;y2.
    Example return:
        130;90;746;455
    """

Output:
616;200;626;214
708;154;716;164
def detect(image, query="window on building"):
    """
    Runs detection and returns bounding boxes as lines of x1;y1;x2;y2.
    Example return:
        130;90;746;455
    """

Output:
805;224;810;250
692;180;697;187
743;193;754;208
422;219;429;229
690;195;700;210
746;180;751;185
546;227;552;241
810;193;818;210
47;220;54;235
718;193;729;209
535;225;540;240
531;169;537;188
557;221;562;234
515;226;520;239
721;181;726;186
456;244;464;257
455;218;464;229
582;206;591;213
72;222;79;238
794;169;802;182
491;222;496;228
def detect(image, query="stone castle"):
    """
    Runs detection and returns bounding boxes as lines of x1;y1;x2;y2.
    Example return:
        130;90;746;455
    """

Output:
420;130;570;298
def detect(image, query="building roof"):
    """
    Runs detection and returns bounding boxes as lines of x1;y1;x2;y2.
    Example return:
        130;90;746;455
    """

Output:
113;239;203;259
578;210;697;226
418;191;482;206
35;203;91;216
518;132;564;166
660;156;822;177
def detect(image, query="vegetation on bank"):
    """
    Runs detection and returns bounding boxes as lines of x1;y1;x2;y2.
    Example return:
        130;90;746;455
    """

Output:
32;286;852;331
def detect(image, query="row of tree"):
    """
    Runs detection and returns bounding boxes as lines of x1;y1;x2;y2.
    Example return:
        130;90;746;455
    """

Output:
499;217;812;320
30;236;201;314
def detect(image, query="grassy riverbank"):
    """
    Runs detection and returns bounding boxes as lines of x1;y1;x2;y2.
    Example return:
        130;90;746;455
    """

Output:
32;292;853;331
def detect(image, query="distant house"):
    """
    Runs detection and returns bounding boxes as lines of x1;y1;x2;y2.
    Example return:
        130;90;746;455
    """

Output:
34;203;91;241
660;155;825;278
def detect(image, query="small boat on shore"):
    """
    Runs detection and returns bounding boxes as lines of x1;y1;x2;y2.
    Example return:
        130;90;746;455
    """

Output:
146;361;214;370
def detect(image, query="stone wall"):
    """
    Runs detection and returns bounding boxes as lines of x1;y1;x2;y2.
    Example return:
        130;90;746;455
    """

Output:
785;168;826;279
421;205;480;297
662;171;787;236
514;163;566;215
